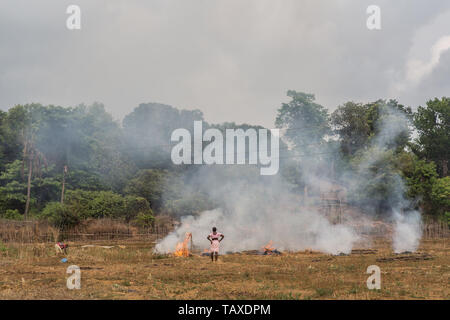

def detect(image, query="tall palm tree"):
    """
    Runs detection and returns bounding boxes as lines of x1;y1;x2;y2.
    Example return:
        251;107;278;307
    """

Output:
21;133;46;220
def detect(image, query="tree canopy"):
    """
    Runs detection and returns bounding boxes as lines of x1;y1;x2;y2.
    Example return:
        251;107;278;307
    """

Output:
0;94;448;228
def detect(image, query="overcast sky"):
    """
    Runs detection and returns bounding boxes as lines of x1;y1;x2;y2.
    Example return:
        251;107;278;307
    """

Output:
1;0;449;128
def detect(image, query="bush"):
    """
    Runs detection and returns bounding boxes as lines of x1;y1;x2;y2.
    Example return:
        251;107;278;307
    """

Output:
64;189;97;219
124;196;153;222
40;202;80;230
124;169;170;211
1;209;23;220
431;177;450;217
404;159;438;208
55;190;154;224
88;191;126;218
0;240;8;253
65;190;126;219
133;213;155;228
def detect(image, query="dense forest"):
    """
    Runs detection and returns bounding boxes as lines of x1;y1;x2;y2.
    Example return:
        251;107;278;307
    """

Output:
0;91;448;230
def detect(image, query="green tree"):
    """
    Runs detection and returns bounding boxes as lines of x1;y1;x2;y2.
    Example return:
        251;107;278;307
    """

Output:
22;137;47;219
331;102;371;156
0;160;27;214
275;91;330;153
124;169;171;211
124;196;153;223
40;202;80;230
0;106;29;169
413;97;450;177
400;155;438;213
430;177;450;217
348;149;406;214
122;103;203;169
0;111;8;170
332;99;412;156
4;104;49;219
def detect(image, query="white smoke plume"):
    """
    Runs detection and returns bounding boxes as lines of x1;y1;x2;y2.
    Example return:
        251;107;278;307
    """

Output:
392;209;422;253
405;35;450;86
394;34;450;93
156;207;359;255
155;104;423;255
155;152;362;255
375;108;423;252
343;105;423;252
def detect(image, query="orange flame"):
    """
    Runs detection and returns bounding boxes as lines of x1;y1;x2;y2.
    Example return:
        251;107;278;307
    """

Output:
174;232;192;257
262;240;275;253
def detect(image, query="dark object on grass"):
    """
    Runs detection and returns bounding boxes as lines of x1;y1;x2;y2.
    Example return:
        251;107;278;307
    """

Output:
312;257;334;262
242;250;261;255
376;253;433;262
79;267;104;270
336;252;349;256
264;249;282;255
351;249;378;255
242;249;282;255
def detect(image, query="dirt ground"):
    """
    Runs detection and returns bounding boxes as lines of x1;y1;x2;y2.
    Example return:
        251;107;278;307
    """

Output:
0;239;448;300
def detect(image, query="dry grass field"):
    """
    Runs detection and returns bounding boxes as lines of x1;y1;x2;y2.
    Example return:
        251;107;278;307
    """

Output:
0;239;448;300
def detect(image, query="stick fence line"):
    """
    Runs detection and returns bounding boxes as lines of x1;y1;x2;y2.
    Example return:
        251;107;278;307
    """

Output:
0;220;447;243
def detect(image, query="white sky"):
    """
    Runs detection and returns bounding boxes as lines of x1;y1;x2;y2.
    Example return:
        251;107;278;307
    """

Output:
1;0;449;128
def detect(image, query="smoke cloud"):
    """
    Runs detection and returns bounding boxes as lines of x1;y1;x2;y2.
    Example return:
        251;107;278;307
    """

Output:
155;103;423;255
392;209;422;253
402;35;450;89
155;171;359;255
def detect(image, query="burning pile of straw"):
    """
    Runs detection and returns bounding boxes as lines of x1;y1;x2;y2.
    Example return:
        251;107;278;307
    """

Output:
239;241;282;256
261;240;282;255
173;232;192;257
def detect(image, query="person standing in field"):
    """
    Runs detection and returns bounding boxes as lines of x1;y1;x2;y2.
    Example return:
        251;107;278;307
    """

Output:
207;227;224;262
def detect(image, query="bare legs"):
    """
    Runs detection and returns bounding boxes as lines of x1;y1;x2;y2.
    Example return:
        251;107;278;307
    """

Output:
210;252;219;262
